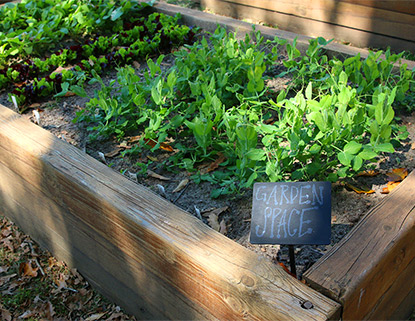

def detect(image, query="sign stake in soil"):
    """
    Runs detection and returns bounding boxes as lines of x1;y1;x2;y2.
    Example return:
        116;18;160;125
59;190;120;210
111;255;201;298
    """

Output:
250;181;332;278
288;245;297;277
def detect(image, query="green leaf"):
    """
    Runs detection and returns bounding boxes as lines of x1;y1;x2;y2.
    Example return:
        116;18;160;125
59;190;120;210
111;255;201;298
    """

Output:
70;85;87;97
110;7;123;21
358;149;378;160
211;188;223;199
245;149;266;161
309;143;321;154
352;155;363;171
344;141;362;155
338;151;353;166
305;82;312;100
339;71;348;85
374;143;395;153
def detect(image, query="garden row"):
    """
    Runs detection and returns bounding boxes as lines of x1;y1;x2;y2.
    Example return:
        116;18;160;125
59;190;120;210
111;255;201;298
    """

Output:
0;0;195;106
72;28;414;196
1;0;414;195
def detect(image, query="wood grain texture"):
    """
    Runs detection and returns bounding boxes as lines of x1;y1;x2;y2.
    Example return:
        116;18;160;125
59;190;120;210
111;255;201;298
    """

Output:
340;0;415;15
0;104;341;320
199;0;415;51
304;171;415;320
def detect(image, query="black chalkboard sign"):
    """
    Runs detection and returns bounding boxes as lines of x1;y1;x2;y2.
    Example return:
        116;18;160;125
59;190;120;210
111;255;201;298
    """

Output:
250;181;331;245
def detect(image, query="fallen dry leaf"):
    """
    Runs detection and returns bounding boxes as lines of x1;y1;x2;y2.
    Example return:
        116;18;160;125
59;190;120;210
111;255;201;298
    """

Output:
202;206;229;218
19;261;38;278
200;153;226;174
18;310;35;319
147;155;158;162
356;169;379;177
28;103;41;109
345;182;375;194
381;181;401;194
411;142;415;150
172;179;189;193
85;312;106;321
219;219;227;235
386;168;408;182
64;91;76;97
207;213;221;232
143;138;174;152
104;148;122;158
147;169;170;181
1;308;12;321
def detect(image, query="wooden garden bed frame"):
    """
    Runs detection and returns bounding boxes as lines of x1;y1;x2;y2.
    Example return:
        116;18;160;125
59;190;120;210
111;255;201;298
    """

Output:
1;3;415;320
0;104;340;319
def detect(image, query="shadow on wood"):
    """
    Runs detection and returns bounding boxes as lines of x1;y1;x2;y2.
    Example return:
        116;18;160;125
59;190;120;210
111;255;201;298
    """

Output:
0;104;341;319
304;171;415;320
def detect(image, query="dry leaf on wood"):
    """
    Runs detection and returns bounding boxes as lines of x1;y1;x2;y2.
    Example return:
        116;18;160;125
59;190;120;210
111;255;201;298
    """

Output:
147;170;170;181
172;179;189;193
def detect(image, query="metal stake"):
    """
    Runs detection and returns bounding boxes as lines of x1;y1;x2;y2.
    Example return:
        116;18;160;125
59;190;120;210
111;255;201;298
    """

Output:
288;245;297;278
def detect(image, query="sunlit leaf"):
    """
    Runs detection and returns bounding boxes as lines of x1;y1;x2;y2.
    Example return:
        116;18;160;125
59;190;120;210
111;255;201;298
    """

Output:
345;182;375;194
386;168;408;182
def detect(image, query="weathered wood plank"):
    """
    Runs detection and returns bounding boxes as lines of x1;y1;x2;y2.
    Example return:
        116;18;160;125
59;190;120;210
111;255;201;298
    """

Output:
207;0;415;40
304;171;415;320
0;104;341;320
199;0;415;51
340;0;415;15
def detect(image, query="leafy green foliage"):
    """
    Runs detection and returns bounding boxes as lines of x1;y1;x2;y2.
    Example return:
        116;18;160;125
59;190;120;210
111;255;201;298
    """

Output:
0;0;151;63
75;27;412;195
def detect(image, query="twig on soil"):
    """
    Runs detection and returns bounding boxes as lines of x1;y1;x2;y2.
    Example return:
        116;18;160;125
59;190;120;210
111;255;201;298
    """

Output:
172;182;189;203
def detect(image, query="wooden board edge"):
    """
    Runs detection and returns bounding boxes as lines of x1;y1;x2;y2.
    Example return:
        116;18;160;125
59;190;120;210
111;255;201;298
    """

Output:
0;104;341;320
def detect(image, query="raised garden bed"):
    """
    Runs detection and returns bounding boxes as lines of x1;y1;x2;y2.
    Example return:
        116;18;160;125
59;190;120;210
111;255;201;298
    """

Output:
1;0;415;320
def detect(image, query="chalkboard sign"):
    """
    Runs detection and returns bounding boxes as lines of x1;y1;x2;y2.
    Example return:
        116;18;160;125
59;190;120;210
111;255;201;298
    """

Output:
250;181;331;245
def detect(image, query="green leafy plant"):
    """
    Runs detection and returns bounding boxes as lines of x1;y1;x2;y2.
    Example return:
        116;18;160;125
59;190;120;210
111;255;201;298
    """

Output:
74;26;412;196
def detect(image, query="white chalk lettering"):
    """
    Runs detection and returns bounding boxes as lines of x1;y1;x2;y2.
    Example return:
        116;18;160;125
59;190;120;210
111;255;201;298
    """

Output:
280;185;290;205
255;206;272;237
299;185;311;204
290;186;299;204
266;185;279;206
255;185;267;202
311;184;324;206
277;209;287;238
288;208;300;236
299;207;317;237
270;208;282;238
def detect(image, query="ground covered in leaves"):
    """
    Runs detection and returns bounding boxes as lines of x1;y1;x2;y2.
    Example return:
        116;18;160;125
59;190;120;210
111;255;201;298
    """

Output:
0;217;136;320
